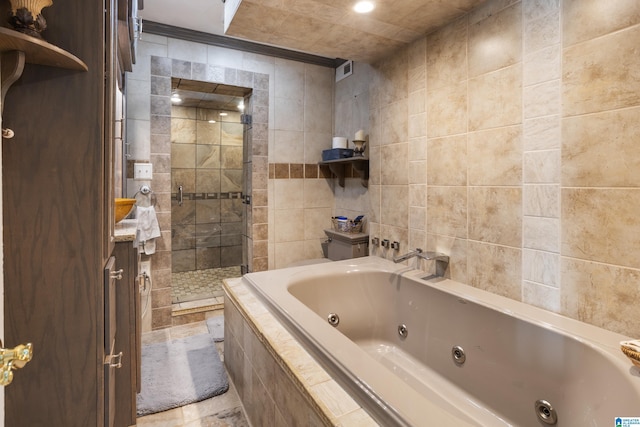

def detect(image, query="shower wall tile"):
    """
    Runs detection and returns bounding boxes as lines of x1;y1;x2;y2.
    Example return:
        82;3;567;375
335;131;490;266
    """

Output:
221;170;243;193
222;123;244;146
524;9;560;53
468;187;522;247
523;45;561;86
171;144;196;168
171;118;196;144
380;143;409;185
562;25;640;116
426;81;467;138
561;258;640;338
196;170;221;193
522;281;560;313
196;121;221;145
172;169;196;193
426;17;467;89
380;186;409;229
467;126;522;186
562;188;640;269
523;115;560;151
523;249;559;287
523;185;559;217
426;135;467;186
379;100;408;145
195;200;220;224
468;2;522;77
523;80;560;119
523;216;559;252
274;180;304;210
426;186;467;238
172;200;196;225
523;150;559;183
221;146;243;169
561;107;640;187
196;145;220;169
273;130;304;164
467;241;522;301
562;0;640;47
468;64;522;131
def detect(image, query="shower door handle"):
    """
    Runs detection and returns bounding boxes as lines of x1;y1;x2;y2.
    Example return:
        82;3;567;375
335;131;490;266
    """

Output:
178;185;183;206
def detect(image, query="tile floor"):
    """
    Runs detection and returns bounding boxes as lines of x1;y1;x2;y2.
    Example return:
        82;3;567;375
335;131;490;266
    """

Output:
135;315;250;427
172;267;242;303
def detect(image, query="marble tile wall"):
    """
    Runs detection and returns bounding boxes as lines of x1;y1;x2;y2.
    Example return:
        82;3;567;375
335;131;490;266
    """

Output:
336;0;640;338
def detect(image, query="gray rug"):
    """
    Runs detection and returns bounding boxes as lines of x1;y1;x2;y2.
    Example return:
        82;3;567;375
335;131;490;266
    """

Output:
206;315;225;342
137;333;229;416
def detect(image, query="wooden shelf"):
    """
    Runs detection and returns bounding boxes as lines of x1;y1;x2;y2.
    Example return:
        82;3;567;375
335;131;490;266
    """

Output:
0;26;87;70
0;26;88;137
319;157;369;188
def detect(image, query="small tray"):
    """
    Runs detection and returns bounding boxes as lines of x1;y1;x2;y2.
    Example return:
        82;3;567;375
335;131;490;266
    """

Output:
620;340;640;368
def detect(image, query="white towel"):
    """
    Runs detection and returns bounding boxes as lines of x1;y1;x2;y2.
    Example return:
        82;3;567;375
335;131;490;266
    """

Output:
134;205;161;255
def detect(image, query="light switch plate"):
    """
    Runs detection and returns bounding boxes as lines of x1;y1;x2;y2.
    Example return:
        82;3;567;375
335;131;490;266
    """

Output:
134;163;153;180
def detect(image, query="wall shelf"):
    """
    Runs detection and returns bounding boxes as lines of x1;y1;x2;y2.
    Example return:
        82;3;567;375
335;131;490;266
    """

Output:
319;157;369;188
0;26;88;126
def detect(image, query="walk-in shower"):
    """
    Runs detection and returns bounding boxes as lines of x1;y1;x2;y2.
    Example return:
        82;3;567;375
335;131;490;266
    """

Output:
170;79;250;303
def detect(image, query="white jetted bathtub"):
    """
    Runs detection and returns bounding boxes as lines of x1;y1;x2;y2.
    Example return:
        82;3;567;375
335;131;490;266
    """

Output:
242;256;640;426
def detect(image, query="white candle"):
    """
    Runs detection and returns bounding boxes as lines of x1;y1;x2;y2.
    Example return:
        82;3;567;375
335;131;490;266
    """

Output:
355;129;365;140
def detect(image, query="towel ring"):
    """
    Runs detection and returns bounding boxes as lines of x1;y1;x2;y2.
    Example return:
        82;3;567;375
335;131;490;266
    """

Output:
134;185;157;208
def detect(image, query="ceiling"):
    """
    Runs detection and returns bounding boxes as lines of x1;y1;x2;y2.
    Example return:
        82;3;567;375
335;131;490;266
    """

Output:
171;79;251;110
140;0;488;64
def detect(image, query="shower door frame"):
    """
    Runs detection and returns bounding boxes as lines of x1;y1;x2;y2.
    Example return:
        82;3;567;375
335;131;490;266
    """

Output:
148;56;270;328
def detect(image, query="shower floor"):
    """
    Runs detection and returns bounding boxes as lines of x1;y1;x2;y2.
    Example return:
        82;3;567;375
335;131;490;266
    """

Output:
171;266;242;303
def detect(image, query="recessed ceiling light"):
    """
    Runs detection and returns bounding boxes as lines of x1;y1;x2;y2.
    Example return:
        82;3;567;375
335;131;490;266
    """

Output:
219;112;228;116
353;1;374;13
208;120;216;124
171;93;182;103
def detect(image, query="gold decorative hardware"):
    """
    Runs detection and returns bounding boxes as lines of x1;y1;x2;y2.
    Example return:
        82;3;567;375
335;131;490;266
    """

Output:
105;351;122;369
110;269;123;280
0;340;33;386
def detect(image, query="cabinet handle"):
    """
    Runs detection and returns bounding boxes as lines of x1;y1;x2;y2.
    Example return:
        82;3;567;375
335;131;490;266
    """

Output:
178;185;183;206
0;341;33;386
110;269;123;280
105;351;123;369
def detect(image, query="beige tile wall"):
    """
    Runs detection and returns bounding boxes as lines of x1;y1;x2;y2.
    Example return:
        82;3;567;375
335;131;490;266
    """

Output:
336;0;640;338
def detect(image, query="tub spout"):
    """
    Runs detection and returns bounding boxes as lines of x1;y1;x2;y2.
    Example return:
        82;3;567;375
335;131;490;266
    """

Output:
393;248;423;263
417;251;449;277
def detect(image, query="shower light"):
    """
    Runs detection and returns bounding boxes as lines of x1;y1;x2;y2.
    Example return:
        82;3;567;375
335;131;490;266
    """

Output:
353;1;374;13
238;101;245;111
219;112;228;116
208;120;216;123
171;93;182;103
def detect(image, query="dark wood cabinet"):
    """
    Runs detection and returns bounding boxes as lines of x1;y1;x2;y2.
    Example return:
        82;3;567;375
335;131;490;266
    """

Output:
2;0;138;425
113;242;140;427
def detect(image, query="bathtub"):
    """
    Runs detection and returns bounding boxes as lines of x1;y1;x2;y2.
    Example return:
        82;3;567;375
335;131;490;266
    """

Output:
241;256;640;426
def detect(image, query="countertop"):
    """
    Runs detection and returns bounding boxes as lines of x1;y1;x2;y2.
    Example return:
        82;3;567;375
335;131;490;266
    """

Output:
114;219;136;242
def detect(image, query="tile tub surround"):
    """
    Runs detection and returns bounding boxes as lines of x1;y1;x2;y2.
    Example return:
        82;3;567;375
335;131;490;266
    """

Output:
223;277;378;426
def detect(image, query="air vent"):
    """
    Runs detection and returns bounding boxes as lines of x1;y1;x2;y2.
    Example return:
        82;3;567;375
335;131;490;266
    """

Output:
336;60;353;82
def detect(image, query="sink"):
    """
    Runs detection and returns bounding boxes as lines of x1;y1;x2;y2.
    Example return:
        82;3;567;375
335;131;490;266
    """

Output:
115;198;135;223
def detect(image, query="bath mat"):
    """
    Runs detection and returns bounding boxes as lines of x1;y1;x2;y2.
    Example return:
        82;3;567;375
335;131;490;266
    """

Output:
137;333;229;416
206;315;225;342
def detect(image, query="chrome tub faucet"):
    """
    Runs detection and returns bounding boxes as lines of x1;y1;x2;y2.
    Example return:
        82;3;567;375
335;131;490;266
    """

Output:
393;248;450;277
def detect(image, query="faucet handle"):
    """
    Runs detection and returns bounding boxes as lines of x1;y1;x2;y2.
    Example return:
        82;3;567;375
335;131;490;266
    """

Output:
371;237;380;246
381;239;390;249
390;241;400;250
